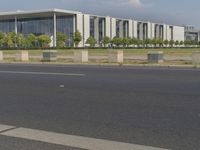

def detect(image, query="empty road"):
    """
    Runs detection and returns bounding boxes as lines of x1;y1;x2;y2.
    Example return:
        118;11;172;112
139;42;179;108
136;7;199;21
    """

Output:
0;64;200;150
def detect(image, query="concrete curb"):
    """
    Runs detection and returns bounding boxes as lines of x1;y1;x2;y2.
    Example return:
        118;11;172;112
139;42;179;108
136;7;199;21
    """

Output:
0;61;200;69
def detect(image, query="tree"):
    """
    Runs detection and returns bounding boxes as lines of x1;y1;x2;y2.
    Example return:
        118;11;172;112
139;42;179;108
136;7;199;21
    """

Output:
175;40;179;47
102;36;111;47
86;36;97;47
179;41;184;47
163;40;169;47
27;33;37;47
0;32;5;47
144;38;151;48
38;35;51;48
152;38;158;48
122;37;131;47
16;33;26;48
57;32;68;48
131;37;138;46
111;37;123;47
9;32;17;47
73;30;82;47
157;38;163;48
169;40;174;48
3;33;14;48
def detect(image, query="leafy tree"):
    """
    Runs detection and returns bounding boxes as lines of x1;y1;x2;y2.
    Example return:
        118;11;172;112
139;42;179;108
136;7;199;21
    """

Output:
3;33;14;48
73;30;82;47
175;40;179;47
9;32;17;47
38;35;51;48
163;40;169;47
122;37;131;47
152;38;158;48
144;38;151;48
157;38;163;48
86;36;97;47
16;33;26;48
179;41;184;47
102;36;111;47
57;32;68;48
0;32;5;47
27;33;37;47
111;37;123;47
131;37;138;46
169;40;174;48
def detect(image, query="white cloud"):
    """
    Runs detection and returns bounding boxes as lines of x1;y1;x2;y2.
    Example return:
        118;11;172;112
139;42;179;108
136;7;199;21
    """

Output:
129;0;142;8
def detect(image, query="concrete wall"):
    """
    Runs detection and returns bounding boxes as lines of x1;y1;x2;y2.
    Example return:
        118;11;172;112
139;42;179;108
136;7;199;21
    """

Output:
105;17;111;38
173;26;185;41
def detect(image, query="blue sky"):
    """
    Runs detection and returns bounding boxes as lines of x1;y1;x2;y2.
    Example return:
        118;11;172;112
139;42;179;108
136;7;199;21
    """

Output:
0;0;199;28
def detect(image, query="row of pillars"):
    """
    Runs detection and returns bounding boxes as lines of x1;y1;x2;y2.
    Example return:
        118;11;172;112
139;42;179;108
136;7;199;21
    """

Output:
1;50;200;65
0;50;123;63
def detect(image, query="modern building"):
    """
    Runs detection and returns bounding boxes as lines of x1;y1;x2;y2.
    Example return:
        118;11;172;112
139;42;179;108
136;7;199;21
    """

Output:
184;25;200;41
0;8;185;47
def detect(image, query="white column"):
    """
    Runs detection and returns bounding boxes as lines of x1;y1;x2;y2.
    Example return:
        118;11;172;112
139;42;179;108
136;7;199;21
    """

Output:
105;17;111;38
76;13;84;47
15;16;17;35
147;22;151;39
128;20;133;38
133;21;138;38
163;24;167;40
139;22;143;40
53;13;57;47
83;14;90;45
111;18;116;39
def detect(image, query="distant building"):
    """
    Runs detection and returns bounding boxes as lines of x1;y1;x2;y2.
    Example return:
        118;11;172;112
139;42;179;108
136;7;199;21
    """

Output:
0;8;185;47
184;25;200;41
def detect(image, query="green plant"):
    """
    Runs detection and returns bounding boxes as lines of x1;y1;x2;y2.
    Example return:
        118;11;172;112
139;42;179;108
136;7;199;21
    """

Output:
86;36;97;47
73;30;82;47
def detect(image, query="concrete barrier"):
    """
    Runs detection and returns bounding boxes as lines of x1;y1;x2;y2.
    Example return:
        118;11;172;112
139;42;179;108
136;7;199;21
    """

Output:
74;50;88;63
148;51;163;63
192;52;200;65
16;51;29;61
108;50;123;63
43;50;57;61
0;51;3;61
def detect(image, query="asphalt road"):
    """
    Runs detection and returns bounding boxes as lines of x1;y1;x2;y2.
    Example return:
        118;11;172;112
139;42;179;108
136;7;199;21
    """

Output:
0;63;200;150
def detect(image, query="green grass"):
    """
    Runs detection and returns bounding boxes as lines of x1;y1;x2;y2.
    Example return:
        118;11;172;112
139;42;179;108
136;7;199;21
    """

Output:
1;48;200;57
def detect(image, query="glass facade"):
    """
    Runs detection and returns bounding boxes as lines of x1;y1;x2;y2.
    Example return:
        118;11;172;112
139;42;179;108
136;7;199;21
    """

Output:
0;15;74;46
17;17;53;36
0;19;15;33
90;17;95;37
98;18;105;42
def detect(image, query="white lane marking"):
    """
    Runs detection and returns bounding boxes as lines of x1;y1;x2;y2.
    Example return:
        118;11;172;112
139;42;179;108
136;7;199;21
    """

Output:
0;71;85;77
0;124;15;132
1;127;169;150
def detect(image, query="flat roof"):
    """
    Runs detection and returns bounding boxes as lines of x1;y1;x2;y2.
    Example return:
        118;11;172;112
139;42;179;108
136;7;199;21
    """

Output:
0;8;82;20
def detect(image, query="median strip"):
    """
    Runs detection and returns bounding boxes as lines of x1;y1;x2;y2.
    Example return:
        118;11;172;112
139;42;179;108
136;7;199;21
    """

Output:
0;71;85;77
0;124;16;133
0;124;169;150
